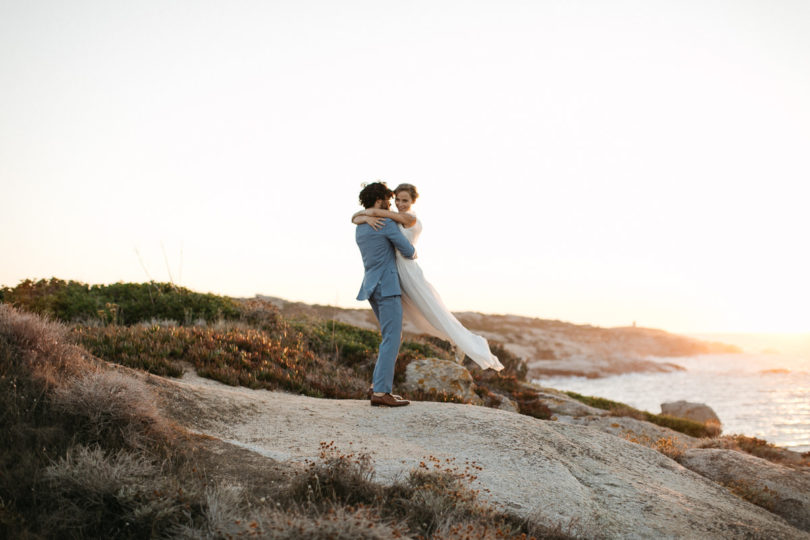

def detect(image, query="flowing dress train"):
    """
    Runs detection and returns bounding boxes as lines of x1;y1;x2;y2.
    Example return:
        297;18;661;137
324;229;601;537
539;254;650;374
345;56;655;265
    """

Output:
395;214;504;371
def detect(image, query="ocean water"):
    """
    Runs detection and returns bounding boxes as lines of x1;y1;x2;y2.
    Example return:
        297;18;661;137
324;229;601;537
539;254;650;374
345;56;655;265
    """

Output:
535;352;810;453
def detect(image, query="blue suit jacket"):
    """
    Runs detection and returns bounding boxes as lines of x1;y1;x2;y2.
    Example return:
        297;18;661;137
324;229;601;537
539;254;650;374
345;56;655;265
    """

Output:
356;219;416;301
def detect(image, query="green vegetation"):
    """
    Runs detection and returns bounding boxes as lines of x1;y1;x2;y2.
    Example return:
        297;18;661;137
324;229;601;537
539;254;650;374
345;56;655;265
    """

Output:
1;278;240;325
75;323;365;399
564;391;720;438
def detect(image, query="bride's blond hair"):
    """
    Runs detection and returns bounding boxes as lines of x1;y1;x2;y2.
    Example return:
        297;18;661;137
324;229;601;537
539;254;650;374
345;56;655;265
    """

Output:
394;183;419;201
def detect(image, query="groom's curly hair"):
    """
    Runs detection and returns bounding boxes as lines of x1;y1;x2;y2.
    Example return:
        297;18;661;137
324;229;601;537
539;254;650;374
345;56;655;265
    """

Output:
358;181;393;209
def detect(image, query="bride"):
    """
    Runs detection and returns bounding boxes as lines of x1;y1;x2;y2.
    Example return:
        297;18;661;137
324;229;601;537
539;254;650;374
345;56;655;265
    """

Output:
352;183;504;371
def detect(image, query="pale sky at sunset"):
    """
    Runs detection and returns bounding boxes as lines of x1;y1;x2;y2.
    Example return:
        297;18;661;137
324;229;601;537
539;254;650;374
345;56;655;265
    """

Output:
2;0;809;334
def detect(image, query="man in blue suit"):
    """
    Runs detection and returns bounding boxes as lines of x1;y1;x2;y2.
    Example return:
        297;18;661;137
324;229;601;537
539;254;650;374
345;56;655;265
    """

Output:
355;182;416;407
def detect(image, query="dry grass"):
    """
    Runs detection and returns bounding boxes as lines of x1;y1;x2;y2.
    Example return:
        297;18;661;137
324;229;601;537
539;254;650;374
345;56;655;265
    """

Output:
42;445;192;537
622;432;687;460
698;434;810;468
52;369;172;450
723;479;779;512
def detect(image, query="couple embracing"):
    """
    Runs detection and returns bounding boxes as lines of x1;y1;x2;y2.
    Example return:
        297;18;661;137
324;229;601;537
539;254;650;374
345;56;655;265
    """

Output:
353;182;503;407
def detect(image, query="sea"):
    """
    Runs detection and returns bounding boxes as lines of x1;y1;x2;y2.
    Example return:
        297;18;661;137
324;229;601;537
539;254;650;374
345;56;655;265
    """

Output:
534;334;810;453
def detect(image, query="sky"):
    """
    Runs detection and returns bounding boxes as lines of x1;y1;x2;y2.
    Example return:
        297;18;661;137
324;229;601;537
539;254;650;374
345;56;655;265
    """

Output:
1;0;809;334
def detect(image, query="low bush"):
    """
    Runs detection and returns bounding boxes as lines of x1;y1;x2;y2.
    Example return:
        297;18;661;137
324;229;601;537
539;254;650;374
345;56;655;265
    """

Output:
470;355;552;419
42;445;194;537
293;318;381;367
0;304;201;538
52;370;171;451
75;323;366;399
1;278;240;325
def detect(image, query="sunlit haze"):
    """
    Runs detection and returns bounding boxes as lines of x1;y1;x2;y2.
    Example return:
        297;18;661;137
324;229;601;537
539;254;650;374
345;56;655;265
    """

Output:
2;0;809;334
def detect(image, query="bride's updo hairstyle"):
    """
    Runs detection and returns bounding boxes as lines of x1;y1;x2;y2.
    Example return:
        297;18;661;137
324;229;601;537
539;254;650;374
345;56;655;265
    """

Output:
394;183;419;201
358;181;394;209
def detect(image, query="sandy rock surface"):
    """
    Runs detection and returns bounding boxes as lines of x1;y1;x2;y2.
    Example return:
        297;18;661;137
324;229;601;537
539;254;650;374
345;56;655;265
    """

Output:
561;415;699;450
153;370;806;539
680;448;810;532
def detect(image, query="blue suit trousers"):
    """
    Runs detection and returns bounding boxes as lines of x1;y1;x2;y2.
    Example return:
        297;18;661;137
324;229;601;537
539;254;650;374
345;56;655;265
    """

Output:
368;287;402;394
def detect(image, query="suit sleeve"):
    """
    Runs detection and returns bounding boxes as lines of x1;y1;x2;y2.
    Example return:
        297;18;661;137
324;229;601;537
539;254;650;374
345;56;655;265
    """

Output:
383;221;416;259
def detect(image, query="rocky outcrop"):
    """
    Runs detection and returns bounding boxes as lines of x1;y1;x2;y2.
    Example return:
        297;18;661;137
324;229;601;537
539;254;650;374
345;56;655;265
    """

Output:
532;387;608;417
527;387;704;452
152;370;808;539
402;358;483;405
679;448;810;532
661;400;722;426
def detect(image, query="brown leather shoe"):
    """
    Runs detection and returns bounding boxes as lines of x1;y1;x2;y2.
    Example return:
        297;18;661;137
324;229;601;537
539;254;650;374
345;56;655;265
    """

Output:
370;393;410;407
368;386;404;400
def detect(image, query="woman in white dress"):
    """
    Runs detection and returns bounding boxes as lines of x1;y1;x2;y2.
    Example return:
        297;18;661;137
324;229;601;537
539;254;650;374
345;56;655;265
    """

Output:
353;184;504;371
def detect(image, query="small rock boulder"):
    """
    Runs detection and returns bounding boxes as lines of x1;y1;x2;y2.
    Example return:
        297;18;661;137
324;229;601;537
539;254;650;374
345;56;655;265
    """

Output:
661;400;722;426
494;393;519;413
403;358;483;405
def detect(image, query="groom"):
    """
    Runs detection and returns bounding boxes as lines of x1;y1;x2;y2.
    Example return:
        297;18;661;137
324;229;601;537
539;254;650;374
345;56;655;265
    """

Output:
355;182;416;407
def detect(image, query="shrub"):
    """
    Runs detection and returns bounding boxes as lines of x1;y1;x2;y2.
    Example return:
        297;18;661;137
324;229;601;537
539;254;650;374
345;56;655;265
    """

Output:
2;278;240;325
463;344;554;416
42;445;193;537
0;305;204;539
294;318;381;367
488;343;528;381
237;297;286;333
731;434;789;462
286;441;382;508
51;370;171;451
75;324;367;399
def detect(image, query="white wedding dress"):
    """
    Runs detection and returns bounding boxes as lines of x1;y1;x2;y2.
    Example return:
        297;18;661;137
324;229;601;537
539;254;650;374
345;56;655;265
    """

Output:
396;213;504;371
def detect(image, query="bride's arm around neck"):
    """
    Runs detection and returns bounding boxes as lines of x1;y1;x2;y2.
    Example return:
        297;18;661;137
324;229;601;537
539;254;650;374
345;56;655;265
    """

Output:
352;208;417;228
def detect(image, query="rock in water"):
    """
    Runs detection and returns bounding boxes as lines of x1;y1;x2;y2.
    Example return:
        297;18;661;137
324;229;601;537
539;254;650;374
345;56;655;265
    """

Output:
661;400;722;426
403;358;482;405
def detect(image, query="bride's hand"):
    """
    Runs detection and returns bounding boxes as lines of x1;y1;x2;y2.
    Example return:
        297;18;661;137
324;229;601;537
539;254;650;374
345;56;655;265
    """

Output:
358;215;386;230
